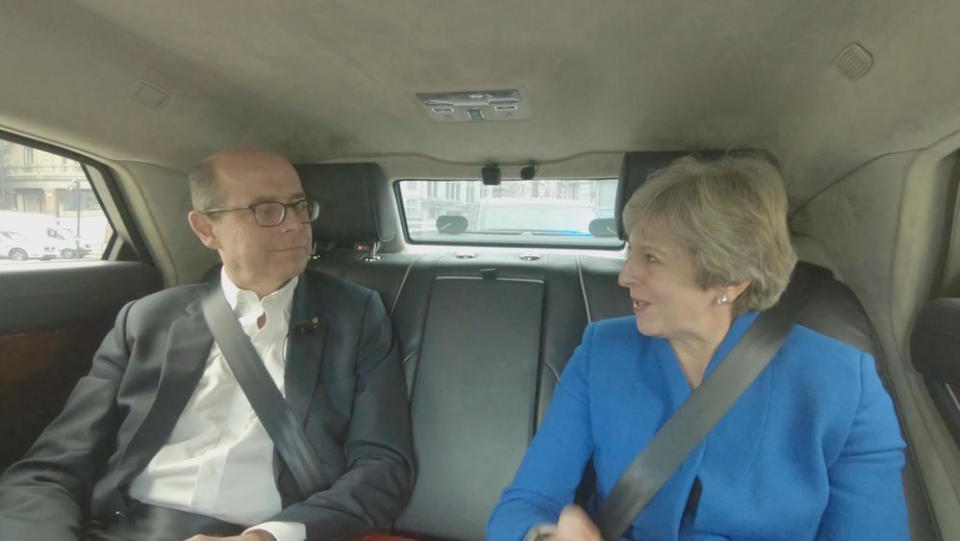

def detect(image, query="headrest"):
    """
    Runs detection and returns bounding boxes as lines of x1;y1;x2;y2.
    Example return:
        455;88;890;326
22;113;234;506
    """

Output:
614;149;778;239
911;298;960;385
295;163;398;247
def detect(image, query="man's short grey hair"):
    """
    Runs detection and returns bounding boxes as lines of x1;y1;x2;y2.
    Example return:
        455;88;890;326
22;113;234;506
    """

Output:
187;158;220;211
622;155;798;313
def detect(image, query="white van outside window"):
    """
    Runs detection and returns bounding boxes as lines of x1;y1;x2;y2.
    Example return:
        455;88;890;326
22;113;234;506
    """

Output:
0;140;113;264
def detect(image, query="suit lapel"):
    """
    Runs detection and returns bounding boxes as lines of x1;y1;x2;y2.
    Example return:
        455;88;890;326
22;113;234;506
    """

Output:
116;289;215;490
284;274;327;425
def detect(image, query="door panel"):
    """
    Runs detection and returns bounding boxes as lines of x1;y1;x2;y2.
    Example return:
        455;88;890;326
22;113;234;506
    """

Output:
0;261;162;469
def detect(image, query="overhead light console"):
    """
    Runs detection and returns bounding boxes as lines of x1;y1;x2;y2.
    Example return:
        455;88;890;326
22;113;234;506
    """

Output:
416;89;530;122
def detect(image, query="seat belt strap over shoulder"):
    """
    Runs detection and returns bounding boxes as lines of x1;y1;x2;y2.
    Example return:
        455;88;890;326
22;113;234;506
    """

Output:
201;285;325;500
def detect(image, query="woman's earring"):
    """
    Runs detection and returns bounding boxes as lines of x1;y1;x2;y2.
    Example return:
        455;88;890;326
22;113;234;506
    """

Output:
716;293;729;305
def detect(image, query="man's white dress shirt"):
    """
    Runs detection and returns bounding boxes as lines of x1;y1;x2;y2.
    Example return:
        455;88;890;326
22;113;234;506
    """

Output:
128;269;305;541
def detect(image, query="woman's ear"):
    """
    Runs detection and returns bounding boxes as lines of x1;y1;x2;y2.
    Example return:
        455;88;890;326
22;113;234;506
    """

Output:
188;211;221;250
712;280;750;306
726;281;751;303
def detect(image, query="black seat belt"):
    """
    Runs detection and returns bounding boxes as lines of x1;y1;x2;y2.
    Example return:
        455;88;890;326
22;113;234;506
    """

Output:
201;286;325;500
596;271;822;540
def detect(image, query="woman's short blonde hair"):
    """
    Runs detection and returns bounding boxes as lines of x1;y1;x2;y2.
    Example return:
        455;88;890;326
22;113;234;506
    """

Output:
622;154;797;313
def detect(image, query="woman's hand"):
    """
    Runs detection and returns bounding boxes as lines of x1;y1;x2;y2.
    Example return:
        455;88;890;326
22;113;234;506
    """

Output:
551;505;602;541
185;532;274;541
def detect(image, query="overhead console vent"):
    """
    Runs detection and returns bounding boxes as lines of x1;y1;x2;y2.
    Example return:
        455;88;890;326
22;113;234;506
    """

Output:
416;89;530;122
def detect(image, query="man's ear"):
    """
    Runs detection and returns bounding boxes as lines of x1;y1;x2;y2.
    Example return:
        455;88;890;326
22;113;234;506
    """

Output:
188;210;221;250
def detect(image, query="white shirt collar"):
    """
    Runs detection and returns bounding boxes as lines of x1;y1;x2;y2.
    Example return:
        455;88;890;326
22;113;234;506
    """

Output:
220;267;299;321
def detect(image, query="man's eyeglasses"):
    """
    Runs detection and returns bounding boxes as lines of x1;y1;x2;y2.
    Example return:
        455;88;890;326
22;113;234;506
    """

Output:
203;199;321;227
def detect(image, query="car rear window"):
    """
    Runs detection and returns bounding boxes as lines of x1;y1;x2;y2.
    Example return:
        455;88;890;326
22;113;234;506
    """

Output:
397;179;622;248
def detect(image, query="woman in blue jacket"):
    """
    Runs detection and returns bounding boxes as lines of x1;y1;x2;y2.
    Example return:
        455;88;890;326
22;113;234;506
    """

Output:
488;156;907;540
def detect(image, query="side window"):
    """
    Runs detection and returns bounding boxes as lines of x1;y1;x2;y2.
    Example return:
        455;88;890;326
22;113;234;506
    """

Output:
0;139;114;263
918;159;960;448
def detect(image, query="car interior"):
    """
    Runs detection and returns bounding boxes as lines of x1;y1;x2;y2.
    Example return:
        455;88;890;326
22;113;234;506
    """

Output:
2;1;960;540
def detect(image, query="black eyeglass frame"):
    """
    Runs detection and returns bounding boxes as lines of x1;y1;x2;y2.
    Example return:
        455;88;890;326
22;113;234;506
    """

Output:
203;198;321;227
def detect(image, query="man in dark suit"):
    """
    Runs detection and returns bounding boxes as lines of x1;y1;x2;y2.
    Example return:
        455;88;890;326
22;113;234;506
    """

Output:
0;149;414;541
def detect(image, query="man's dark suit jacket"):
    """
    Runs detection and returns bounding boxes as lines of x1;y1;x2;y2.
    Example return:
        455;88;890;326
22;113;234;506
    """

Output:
0;271;415;541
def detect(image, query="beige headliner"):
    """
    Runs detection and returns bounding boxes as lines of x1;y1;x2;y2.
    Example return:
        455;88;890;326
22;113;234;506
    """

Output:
2;0;960;204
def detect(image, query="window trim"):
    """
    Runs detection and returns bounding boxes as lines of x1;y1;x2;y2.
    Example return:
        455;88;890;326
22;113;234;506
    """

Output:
925;379;960;451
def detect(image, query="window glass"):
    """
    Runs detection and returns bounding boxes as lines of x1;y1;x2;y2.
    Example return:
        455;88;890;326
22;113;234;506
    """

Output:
0;139;114;264
398;179;621;248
